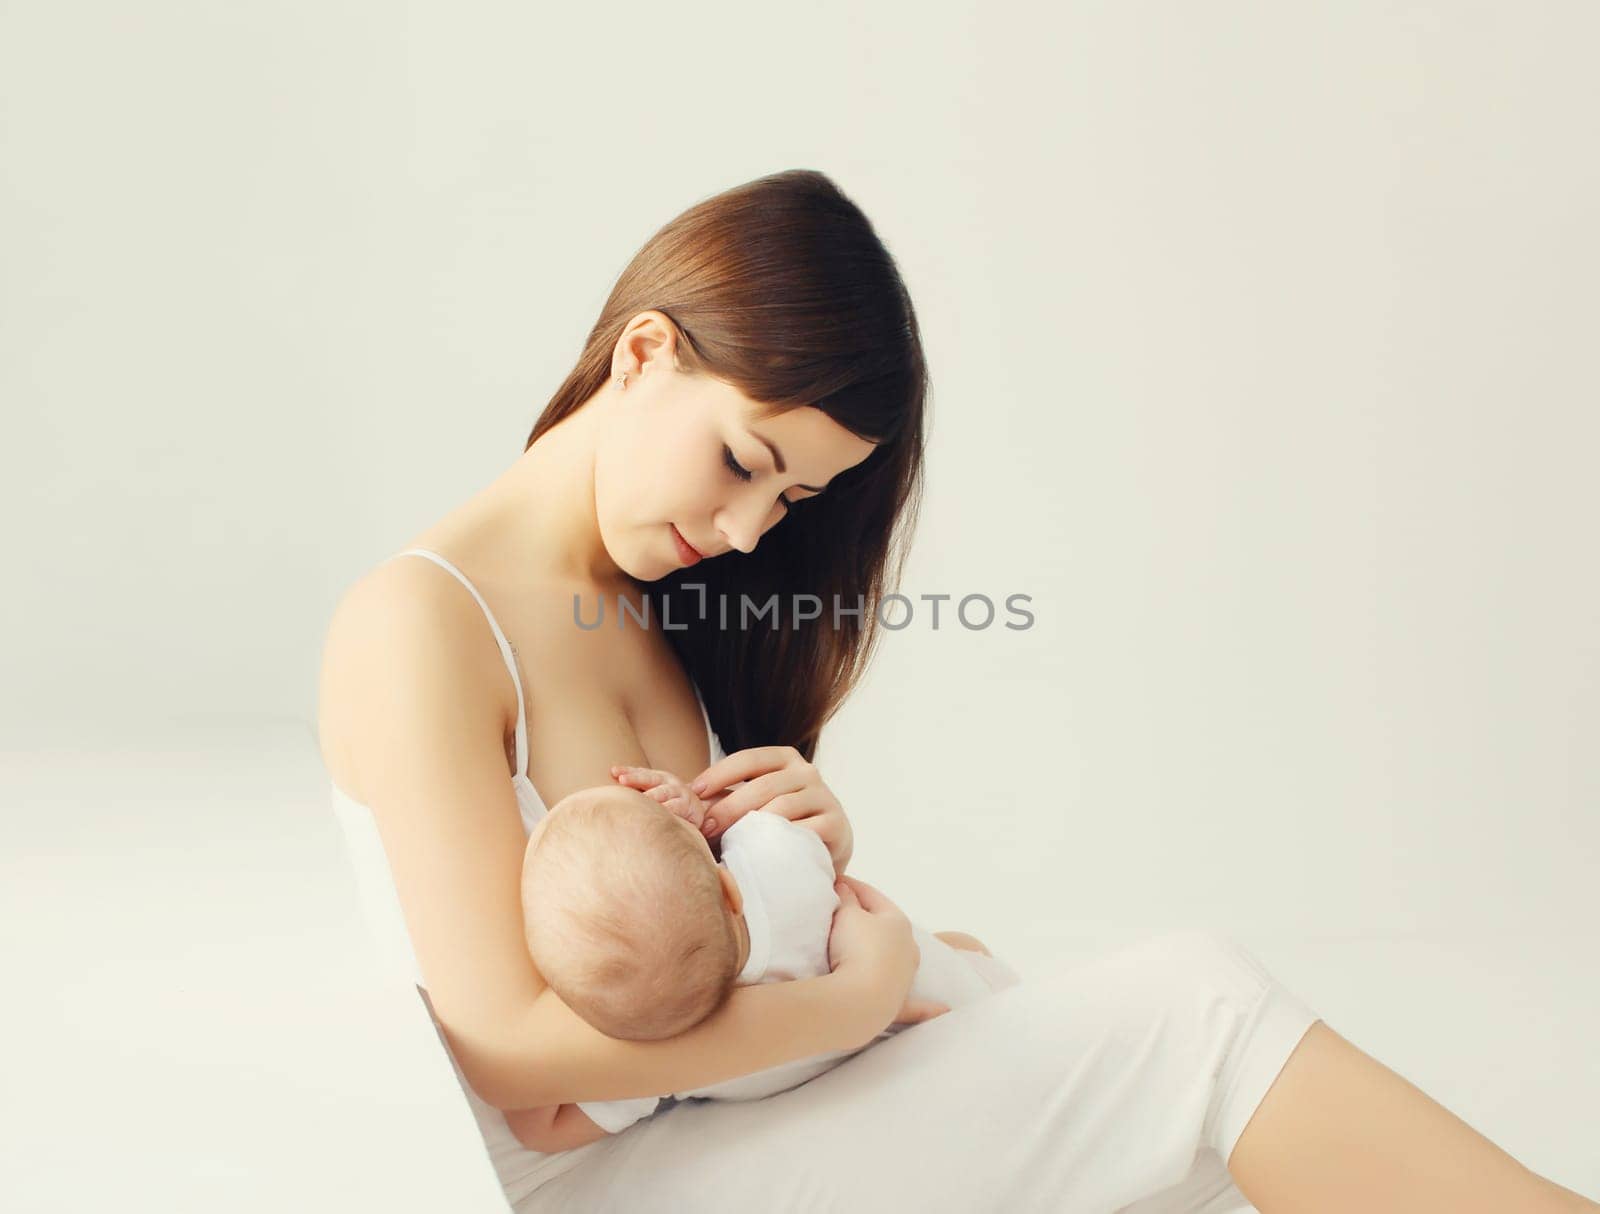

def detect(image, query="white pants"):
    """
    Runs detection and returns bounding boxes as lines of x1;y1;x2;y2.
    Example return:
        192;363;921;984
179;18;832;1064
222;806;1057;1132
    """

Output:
526;930;1322;1213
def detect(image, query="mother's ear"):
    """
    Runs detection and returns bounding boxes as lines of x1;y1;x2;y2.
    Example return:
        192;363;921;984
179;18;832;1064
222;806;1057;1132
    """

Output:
613;309;687;385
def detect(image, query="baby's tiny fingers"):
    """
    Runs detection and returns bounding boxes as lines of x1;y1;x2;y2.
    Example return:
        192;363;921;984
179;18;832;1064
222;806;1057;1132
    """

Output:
614;766;668;788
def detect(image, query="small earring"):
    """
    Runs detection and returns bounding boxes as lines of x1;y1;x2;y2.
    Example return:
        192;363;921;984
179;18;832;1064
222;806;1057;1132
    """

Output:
615;371;628;390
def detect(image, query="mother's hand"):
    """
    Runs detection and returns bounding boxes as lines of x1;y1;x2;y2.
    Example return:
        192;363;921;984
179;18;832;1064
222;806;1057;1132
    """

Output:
830;875;949;1033
687;746;854;876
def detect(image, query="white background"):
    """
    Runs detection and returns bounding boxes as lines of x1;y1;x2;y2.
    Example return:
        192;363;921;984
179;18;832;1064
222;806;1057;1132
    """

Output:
3;1;1595;1208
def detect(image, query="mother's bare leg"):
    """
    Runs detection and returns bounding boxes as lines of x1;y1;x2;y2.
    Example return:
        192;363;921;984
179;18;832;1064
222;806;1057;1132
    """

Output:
1228;1020;1599;1212
932;929;992;955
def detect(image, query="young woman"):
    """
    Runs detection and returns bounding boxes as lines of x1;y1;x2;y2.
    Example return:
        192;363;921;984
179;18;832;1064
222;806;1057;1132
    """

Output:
317;170;1596;1211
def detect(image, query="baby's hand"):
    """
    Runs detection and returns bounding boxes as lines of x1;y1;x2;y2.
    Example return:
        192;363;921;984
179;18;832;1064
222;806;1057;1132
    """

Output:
609;765;714;835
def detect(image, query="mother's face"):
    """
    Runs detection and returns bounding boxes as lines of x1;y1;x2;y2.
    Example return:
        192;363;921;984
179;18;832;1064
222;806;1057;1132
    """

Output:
593;366;878;582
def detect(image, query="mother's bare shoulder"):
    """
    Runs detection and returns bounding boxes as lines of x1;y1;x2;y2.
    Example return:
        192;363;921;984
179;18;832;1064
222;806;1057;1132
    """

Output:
317;557;515;802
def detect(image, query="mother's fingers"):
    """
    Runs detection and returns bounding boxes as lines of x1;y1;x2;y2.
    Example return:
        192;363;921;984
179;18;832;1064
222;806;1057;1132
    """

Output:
697;769;806;824
689;745;805;796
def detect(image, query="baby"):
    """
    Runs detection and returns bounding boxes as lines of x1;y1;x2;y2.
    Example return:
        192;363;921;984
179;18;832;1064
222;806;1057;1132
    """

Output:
509;772;1021;1150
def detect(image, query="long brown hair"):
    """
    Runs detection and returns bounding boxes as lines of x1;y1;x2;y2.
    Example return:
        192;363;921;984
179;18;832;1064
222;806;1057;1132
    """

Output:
525;170;929;761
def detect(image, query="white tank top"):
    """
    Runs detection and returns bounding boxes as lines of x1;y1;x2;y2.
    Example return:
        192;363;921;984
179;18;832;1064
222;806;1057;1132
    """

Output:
327;546;725;1198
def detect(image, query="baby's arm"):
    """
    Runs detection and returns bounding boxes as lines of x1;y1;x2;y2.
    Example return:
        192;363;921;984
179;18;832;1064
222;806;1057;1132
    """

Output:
504;1103;611;1154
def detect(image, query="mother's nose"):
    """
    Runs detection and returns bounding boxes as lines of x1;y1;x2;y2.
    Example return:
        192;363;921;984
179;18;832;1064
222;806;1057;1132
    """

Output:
715;498;777;555
717;518;760;555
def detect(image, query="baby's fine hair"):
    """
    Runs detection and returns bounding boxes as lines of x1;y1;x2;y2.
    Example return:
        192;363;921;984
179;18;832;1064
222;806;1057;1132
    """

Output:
521;793;741;1041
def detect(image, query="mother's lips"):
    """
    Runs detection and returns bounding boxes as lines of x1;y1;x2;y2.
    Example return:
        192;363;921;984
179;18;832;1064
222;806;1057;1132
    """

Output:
671;523;707;562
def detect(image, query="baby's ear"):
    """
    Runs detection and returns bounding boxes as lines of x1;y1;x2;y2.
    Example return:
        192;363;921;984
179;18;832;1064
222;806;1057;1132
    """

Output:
717;865;743;917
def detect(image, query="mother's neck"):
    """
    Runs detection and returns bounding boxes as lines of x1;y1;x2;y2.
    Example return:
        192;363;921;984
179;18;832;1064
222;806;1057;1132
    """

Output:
421;393;633;595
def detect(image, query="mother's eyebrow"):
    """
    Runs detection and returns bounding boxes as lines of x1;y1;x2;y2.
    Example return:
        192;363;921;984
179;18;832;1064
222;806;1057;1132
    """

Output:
748;429;830;492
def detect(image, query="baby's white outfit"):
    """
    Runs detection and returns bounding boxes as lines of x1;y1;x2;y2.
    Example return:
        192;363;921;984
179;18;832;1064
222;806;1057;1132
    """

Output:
577;809;1022;1134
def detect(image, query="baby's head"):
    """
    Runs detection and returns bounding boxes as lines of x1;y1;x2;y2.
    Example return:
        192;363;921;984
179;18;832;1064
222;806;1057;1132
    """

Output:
520;783;746;1041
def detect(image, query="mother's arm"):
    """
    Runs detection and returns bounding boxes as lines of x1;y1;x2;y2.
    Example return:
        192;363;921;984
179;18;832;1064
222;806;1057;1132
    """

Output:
323;577;899;1113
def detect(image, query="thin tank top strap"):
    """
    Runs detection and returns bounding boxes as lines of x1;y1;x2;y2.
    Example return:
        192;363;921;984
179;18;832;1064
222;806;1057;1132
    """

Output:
390;547;529;781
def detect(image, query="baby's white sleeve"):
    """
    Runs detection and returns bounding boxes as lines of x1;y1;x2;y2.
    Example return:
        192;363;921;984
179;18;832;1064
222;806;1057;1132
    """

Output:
575;1095;660;1135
